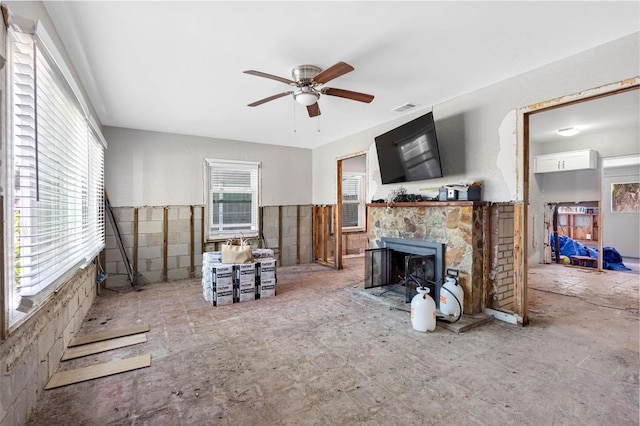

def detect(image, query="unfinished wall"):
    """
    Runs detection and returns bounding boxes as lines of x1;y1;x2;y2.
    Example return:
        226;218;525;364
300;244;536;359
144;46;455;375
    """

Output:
486;203;516;312
0;264;97;426
105;204;312;287
105;206;204;287
260;205;313;266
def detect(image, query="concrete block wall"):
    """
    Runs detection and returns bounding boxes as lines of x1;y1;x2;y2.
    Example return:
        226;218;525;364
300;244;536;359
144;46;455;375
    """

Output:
343;232;368;255
105;204;312;285
105;206;205;286
0;263;97;426
488;203;516;311
261;205;313;266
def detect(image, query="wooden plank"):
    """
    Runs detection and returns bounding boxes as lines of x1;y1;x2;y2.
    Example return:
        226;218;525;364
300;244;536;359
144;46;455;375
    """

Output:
62;334;147;361
69;324;150;347
45;354;151;390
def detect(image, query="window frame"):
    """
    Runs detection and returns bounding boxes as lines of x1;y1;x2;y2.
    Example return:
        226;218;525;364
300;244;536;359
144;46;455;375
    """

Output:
3;22;106;331
204;159;261;241
342;172;366;231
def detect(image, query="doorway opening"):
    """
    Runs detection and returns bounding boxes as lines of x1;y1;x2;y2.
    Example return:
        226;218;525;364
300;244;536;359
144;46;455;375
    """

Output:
517;79;640;324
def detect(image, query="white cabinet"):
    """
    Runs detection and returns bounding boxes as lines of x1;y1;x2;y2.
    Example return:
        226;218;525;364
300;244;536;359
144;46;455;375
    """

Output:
534;149;597;173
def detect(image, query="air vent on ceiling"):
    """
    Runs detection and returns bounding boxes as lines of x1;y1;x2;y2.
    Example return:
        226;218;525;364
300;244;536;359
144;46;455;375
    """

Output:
392;102;420;112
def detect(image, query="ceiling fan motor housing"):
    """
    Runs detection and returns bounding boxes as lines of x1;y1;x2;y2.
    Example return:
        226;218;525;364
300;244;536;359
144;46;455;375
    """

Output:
292;65;321;85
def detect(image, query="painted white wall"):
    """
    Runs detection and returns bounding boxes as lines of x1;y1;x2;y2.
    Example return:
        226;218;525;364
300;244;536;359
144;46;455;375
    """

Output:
103;127;312;207
311;33;640;206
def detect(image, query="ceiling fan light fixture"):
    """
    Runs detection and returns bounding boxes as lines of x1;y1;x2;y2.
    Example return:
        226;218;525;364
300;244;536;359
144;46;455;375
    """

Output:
557;127;580;137
294;90;319;106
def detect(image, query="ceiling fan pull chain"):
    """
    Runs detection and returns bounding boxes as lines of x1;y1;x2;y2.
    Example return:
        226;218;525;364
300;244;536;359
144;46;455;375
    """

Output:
293;97;297;133
317;115;320;133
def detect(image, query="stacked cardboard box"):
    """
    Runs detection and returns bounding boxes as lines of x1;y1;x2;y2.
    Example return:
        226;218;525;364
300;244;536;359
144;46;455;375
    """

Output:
256;258;277;298
211;264;234;306
235;263;256;302
201;251;277;305
202;248;274;264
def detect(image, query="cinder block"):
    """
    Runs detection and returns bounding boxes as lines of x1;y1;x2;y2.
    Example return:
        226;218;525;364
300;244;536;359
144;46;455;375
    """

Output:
151;207;165;221
168;268;189;281
168;244;189;257
138;220;163;234
113;207;135;222
167;207;179;221
178;207;191;220
138;207;152;221
37;321;55;362
166;257;177;270
146;233;164;247
105;248;122;264
138;246;162;260
178;255;192;268
146;258;164;272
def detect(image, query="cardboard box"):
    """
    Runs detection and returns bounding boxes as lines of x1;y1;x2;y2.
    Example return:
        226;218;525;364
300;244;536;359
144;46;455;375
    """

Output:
212;264;234;306
235;263;256;302
203;251;223;264
259;278;276;298
256;258;277;281
202;280;213;303
204;249;274;264
252;248;274;259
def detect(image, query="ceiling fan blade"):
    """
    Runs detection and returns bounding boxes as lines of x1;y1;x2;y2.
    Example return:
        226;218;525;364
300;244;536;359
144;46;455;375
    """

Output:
313;62;354;84
322;88;374;103
243;70;295;85
247;91;293;107
307;102;320;117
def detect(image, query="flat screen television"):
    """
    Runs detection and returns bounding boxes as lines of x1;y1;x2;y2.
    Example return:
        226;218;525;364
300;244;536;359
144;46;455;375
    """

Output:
374;112;443;184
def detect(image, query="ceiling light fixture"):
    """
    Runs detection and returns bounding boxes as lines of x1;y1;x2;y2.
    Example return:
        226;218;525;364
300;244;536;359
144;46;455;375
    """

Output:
557;127;580;137
294;89;319;106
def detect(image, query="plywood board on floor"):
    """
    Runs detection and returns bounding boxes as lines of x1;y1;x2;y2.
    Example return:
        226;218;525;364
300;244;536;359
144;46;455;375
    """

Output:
62;333;147;361
45;354;151;390
69;324;150;347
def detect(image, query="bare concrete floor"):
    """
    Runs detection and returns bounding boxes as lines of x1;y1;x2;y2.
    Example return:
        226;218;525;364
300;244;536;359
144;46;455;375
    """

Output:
26;257;639;425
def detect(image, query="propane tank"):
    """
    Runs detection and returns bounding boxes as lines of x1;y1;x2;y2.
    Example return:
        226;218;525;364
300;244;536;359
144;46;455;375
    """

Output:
411;287;436;332
440;275;464;317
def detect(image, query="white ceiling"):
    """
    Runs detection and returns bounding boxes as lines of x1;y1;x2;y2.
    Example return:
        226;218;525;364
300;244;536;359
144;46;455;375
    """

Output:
41;1;640;149
529;89;640;144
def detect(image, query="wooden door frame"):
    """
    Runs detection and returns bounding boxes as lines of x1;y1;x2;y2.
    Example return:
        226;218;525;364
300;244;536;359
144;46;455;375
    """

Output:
514;77;639;326
336;151;368;270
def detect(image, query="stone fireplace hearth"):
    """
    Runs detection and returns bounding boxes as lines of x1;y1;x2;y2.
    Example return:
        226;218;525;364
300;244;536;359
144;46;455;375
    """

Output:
367;201;486;314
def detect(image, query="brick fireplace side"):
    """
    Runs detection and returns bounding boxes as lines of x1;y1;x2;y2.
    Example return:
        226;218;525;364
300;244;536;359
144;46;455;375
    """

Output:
367;201;486;314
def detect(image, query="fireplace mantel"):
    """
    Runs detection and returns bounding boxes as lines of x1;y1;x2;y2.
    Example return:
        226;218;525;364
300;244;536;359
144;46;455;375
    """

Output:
367;201;484;208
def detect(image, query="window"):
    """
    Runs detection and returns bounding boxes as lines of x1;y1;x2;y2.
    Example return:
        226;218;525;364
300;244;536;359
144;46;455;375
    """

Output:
205;159;260;240
4;25;106;326
342;173;365;229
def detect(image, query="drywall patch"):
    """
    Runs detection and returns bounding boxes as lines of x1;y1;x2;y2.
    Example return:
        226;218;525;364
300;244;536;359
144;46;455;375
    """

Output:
497;110;518;201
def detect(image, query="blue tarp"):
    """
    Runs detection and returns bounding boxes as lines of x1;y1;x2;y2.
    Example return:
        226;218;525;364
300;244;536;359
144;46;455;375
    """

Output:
549;233;631;271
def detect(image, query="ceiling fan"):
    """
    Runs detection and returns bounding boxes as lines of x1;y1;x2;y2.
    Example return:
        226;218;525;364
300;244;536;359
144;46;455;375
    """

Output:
243;61;374;117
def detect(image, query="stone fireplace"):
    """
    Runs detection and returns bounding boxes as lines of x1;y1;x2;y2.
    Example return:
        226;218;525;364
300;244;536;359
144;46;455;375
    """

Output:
367;201;486;314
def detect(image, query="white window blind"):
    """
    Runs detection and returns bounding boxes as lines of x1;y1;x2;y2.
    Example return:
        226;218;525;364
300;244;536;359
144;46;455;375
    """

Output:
206;159;260;239
7;27;105;319
342;174;364;228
